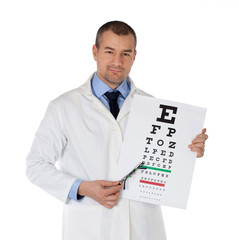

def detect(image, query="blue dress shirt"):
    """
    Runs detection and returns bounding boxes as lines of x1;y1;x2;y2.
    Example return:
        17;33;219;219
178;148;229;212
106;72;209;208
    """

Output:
68;73;131;200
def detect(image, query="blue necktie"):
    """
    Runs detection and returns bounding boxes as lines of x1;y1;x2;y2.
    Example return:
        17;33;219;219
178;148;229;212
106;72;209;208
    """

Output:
105;91;120;119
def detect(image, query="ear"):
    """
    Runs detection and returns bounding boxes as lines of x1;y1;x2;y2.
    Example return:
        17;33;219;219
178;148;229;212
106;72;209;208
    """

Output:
133;50;137;61
92;45;98;61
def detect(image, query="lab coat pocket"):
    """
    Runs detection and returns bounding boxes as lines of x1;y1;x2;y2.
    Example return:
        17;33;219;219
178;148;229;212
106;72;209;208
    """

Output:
62;204;101;240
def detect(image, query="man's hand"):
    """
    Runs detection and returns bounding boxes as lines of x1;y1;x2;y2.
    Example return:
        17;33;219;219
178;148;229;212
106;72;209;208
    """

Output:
188;128;208;158
78;180;122;209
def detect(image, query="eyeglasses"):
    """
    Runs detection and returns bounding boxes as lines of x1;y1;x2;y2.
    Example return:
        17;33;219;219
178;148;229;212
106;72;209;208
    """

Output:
119;161;146;190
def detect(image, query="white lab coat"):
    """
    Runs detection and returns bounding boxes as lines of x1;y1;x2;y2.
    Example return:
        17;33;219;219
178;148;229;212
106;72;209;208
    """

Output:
26;74;167;240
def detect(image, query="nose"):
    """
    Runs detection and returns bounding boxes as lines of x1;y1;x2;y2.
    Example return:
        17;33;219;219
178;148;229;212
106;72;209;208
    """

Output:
112;53;122;66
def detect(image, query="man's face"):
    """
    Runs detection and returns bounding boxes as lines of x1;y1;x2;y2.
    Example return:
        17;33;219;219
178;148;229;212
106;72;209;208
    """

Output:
93;30;136;89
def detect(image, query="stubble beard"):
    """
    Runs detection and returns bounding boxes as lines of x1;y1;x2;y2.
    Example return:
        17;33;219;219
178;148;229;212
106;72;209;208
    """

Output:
99;66;127;88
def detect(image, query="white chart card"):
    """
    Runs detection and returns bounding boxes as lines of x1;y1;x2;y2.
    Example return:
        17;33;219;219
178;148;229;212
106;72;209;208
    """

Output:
117;95;206;209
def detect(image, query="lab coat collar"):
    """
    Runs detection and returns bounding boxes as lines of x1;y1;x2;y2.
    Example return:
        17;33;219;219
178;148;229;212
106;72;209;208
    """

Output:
91;72;130;100
77;74;139;122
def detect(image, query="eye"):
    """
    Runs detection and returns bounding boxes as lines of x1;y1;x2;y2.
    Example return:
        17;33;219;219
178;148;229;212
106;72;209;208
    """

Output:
122;52;131;57
105;51;113;54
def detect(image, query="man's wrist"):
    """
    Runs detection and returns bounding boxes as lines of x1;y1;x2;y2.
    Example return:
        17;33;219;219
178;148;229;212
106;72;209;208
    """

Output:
77;181;87;197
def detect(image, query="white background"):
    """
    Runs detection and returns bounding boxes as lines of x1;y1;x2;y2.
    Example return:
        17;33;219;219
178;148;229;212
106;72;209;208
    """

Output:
0;0;238;239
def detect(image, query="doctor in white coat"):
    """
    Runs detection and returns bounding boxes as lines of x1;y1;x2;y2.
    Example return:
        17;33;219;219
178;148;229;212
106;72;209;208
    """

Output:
26;21;208;240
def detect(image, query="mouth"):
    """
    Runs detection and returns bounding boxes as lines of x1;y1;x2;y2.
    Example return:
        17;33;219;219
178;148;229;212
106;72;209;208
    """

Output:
108;67;124;73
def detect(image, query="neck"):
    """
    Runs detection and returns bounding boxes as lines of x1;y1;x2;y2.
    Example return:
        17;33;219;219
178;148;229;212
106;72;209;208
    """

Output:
96;72;124;90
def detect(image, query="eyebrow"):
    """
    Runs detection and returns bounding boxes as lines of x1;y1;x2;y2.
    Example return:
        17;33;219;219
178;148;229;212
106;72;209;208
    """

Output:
104;46;133;53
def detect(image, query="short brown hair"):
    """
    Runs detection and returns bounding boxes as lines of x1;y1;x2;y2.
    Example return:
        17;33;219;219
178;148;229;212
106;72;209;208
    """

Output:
95;20;137;49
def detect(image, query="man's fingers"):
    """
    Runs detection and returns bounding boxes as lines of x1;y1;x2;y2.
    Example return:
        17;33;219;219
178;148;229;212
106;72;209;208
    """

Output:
79;180;122;209
190;147;204;157
191;142;204;149
189;128;208;158
106;191;121;201
192;136;207;144
99;180;122;196
101;180;120;187
195;129;208;141
104;184;122;196
102;191;121;209
189;141;205;157
202;128;207;134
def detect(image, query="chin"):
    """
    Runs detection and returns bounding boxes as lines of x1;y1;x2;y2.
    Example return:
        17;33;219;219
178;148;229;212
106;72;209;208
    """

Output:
106;75;124;84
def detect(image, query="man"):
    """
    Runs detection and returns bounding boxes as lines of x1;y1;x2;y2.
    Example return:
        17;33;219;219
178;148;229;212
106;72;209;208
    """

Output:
26;21;208;240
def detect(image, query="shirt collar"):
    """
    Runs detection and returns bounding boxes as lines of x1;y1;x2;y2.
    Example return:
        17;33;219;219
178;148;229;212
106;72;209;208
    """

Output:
91;72;130;99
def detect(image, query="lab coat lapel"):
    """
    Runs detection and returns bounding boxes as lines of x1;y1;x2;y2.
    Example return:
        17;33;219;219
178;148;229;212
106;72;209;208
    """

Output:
117;77;139;122
79;75;115;120
80;75;140;123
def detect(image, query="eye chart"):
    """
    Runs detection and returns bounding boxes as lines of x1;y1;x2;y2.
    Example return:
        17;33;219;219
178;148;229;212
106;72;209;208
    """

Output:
117;95;206;209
